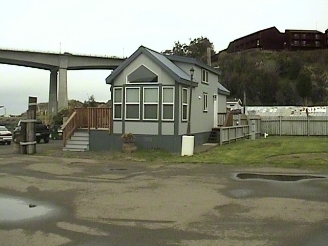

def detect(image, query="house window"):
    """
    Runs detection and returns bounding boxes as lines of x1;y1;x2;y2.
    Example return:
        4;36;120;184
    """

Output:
202;69;209;84
302;33;306;39
315;41;321;47
143;87;159;120
293;33;299;39
162;87;174;121
182;88;188;121
203;92;208;112
127;65;158;83
125;88;140;120
315;34;320;40
113;87;122;119
294;40;300;46
302;40;306;46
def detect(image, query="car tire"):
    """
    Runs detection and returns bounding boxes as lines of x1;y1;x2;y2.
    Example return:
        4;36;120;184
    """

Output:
1;142;5;145
7;141;11;145
36;138;41;144
44;136;49;143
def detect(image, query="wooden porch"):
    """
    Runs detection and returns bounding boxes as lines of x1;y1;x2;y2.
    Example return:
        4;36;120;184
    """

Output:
62;107;111;147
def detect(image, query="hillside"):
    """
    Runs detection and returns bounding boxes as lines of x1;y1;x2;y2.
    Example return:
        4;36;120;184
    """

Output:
214;49;328;106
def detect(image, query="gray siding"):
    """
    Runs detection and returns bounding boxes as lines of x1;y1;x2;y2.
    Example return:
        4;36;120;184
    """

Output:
113;121;122;134
125;122;158;135
217;94;227;113
178;68;219;135
162;122;174;135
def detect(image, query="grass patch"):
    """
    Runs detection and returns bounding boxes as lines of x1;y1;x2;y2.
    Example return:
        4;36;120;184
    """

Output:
135;136;328;169
39;136;328;169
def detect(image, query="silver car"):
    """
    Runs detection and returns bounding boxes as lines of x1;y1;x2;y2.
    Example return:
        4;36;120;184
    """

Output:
0;125;12;145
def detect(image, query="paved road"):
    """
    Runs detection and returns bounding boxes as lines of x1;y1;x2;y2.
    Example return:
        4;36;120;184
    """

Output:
0;144;327;246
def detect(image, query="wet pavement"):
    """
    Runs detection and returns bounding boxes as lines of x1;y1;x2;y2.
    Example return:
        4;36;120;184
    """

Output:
0;142;327;245
0;195;59;223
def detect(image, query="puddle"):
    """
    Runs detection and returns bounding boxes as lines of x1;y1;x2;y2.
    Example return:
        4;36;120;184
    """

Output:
235;173;326;182
0;195;59;223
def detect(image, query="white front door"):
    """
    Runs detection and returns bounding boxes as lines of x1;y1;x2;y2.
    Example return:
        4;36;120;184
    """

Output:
213;94;218;128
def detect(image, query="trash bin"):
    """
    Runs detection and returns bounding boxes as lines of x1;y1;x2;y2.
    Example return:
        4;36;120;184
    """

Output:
50;126;63;140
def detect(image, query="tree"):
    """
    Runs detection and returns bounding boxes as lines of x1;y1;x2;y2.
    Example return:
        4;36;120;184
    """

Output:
83;95;97;108
163;37;215;63
296;69;312;105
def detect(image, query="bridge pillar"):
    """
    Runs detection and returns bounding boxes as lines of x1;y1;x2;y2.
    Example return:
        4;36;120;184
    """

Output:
58;67;68;110
48;70;58;115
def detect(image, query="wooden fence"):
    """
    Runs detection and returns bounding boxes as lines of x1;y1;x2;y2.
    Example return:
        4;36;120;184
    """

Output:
261;116;328;136
219;125;250;145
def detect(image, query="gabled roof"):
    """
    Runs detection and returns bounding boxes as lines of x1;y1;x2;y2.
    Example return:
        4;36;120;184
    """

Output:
105;45;229;95
166;55;221;75
106;46;196;86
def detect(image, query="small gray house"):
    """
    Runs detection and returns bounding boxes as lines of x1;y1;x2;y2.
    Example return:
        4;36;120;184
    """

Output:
89;46;229;152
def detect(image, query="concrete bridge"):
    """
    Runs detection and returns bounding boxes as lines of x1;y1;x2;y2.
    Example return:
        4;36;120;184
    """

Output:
0;49;124;114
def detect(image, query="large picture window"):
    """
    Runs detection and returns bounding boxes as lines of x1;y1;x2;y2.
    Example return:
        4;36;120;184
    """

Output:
113;87;122;119
125;88;140;120
182;88;188;121
143;87;159;120
162;87;174;121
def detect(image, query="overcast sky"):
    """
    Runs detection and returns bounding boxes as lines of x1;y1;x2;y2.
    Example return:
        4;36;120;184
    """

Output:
1;0;328;115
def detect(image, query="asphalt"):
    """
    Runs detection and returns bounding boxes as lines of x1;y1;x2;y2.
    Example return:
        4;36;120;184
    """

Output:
0;141;327;246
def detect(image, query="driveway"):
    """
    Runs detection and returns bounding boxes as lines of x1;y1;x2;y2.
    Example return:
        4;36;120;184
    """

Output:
0;143;327;246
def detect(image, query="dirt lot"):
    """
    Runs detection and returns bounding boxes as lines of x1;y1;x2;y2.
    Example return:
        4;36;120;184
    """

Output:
0;142;327;246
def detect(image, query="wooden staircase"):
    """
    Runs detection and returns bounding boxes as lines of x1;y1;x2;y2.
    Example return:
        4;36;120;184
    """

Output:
208;128;220;143
62;107;110;152
63;130;89;152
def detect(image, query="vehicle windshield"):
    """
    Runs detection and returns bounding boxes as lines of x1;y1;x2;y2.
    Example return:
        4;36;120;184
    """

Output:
0;126;8;131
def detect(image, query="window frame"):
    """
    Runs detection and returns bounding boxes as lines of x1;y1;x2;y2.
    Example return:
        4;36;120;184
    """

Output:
113;87;123;120
125;87;140;120
202;69;209;84
182;87;188;121
143;86;159;121
162;86;175;121
203;92;208;112
126;64;159;84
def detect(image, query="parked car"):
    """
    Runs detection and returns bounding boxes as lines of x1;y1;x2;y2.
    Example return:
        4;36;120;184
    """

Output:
13;120;51;144
0;125;12;145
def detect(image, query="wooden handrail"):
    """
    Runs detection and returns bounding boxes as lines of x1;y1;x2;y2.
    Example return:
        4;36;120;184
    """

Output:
62;111;77;147
62;111;76;129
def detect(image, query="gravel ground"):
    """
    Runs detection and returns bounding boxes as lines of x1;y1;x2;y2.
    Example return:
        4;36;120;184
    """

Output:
0;141;327;245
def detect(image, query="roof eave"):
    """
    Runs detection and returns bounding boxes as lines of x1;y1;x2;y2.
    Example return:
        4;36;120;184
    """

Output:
218;89;230;96
178;79;198;87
